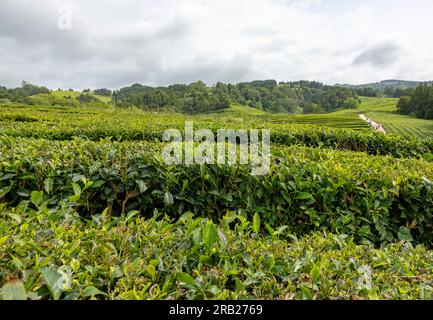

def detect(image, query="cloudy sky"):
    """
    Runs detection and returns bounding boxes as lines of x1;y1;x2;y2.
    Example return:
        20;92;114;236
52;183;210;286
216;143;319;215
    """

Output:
1;0;432;89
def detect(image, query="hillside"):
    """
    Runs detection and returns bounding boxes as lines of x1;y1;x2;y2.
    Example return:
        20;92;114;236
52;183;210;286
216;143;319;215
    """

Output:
113;80;358;114
337;79;433;90
2;93;433;300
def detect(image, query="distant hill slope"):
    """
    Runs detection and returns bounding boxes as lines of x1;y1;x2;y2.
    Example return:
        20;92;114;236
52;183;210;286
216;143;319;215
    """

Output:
336;79;433;90
211;103;268;116
30;90;110;108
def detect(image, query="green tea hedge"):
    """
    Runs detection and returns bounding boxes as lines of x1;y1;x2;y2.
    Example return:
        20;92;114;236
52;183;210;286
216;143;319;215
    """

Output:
1;136;433;243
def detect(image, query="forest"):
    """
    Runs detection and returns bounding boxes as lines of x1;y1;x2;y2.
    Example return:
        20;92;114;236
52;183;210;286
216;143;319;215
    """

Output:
1;80;360;114
397;83;433;119
110;80;359;114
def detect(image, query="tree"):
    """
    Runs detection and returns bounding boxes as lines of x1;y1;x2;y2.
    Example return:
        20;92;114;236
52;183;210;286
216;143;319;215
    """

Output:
112;79;358;114
303;103;324;114
76;94;102;105
396;84;433;119
94;88;112;96
20;81;50;96
343;98;359;109
0;86;8;99
396;95;412;115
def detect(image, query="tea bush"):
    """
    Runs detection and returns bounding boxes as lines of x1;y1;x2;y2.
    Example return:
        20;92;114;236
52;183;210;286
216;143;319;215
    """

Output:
2;103;433;300
1;106;433;158
1;204;432;300
1;136;433;243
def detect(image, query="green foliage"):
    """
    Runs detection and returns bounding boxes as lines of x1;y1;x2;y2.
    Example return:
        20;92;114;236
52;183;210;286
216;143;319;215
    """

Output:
113;80;357;114
30;191;44;207
365;111;433;139
2;95;433;300
1;136;433;243
25;90;108;108
0;205;432;300
397;95;412;115
0;280;28;300
93;88;112;97
341;79;426;98
30;92;79;108
115;81;230;114
40;268;64;300
342;98;360;109
253;213;261;233
2;103;433;157
397;84;433;119
76;93;101;104
0;81;50;104
228;80;357;113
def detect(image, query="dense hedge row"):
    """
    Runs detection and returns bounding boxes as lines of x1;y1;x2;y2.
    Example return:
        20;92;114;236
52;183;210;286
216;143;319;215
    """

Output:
1;107;433;159
1;136;433;243
271;126;433;158
2;205;432;300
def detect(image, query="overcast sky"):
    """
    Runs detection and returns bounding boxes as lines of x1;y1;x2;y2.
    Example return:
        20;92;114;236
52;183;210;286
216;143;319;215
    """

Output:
1;0;432;89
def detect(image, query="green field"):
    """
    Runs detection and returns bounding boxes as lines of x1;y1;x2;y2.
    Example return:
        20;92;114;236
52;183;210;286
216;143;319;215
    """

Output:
28;90;112;107
366;112;433;139
356;97;399;113
260;97;398;131
1;96;433;300
349;96;433;139
47;89;113;103
3;0;433;303
209;103;368;130
14;93;433;140
261;96;433;140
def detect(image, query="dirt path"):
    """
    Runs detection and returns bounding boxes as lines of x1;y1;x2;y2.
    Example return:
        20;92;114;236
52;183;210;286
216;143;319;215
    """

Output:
359;114;386;134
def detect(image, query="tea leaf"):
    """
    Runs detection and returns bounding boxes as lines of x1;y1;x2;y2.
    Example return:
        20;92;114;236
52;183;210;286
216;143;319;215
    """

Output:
1;280;27;300
253;213;261;233
30;190;43;207
203;222;217;250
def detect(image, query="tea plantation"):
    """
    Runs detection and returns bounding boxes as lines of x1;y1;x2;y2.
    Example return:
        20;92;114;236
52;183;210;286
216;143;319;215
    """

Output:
1;98;433;300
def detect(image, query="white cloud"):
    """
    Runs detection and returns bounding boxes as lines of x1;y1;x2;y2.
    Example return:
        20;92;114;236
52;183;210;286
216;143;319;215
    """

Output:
0;0;432;89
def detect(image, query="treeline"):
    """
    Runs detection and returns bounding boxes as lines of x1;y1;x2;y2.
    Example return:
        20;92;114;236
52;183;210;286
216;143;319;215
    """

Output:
352;86;410;98
1;80;360;114
0;82;109;108
219;80;358;113
338;80;431;98
114;80;359;114
113;81;230;114
0;81;50;103
397;84;433;119
83;88;112;96
32;92;106;108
